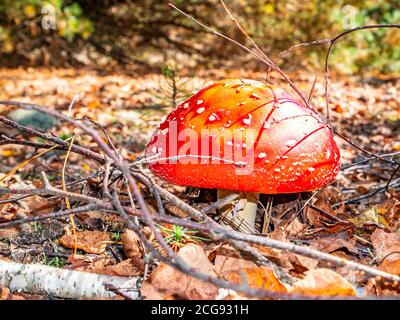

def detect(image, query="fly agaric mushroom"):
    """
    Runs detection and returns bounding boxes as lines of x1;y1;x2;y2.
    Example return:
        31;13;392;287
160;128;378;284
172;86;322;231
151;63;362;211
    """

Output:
145;79;340;232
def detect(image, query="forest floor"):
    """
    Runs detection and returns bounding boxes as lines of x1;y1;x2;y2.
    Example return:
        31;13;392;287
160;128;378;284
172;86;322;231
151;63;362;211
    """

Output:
0;67;399;300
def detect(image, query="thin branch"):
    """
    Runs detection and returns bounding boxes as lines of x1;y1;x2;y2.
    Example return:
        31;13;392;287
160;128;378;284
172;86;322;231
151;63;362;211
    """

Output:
0;111;105;164
169;2;310;108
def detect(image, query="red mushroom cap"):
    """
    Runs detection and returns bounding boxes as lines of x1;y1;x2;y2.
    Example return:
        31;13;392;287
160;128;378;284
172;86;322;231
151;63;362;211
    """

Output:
145;79;340;194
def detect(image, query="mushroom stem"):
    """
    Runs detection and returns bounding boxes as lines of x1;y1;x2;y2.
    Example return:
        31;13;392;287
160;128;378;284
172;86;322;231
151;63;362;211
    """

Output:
217;189;259;233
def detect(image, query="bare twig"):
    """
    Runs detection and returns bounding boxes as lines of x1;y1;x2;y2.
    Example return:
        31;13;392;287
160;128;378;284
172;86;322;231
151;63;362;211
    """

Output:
0;113;105;163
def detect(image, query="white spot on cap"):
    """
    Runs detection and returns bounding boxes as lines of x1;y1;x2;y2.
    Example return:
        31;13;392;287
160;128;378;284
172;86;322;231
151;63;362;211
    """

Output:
326;149;331;159
243;114;252;125
183;103;189;109
308;167;316;173
274;168;281;173
208;113;217;122
258;152;267;159
196;107;205;114
197;99;204;105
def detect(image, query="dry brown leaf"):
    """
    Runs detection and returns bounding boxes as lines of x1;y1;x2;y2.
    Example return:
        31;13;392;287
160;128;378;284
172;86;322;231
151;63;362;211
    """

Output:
0;201;19;222
105;258;145;277
67;255;144;276
288;254;319;274
214;245;258;274
0;227;19;240
370;229;400;263
122;229;142;258
378;197;400;230
290;268;356;297
316;186;345;206
251;229;294;269
350;206;389;228
222;267;288;293
121;226;165;257
250;243;293;269
22;195;56;216
141;243;218;300
60;230;110;254
253;229;317;273
283;217;306;237
306;198;340;227
310;238;357;254
379;259;400;275
0;286;24;300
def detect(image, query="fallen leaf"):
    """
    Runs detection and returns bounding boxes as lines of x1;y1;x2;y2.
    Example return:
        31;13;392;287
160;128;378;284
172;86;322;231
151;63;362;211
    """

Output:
288;254;319;274
306;198;337;227
370;229;400;263
22;195;56;216
106;258;145;277
222;267;288;293
214;245;258;274
283;217;306;237
0;202;19;222
0;227;19;240
67;255;144;276
379;259;400;275
290;268;356;296
60;230;110;254
254;229;317;273
0;287;24;300
349;206;389;228
310;238;357;255
122;229;142;258
141;243;218;300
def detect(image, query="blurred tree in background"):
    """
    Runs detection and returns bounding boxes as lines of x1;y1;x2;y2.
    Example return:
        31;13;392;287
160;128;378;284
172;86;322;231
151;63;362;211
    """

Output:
0;0;398;75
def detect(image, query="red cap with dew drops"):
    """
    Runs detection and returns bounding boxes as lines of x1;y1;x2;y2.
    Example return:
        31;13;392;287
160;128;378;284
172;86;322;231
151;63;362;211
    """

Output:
145;79;340;194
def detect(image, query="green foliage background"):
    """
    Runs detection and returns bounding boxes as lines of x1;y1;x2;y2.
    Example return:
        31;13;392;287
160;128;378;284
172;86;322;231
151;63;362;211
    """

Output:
0;0;399;75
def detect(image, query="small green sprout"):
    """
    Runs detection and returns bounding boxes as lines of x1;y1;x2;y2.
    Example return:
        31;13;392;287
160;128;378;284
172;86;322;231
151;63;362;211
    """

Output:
158;223;209;251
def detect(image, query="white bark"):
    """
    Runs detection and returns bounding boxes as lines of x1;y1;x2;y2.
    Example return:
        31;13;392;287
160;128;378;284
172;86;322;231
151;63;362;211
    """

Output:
0;260;139;299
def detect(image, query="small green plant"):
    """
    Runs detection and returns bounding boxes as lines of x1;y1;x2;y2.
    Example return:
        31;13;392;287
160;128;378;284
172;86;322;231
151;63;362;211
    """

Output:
111;231;122;242
31;221;43;233
60;132;72;141
158;223;208;251
44;255;67;268
154;63;193;108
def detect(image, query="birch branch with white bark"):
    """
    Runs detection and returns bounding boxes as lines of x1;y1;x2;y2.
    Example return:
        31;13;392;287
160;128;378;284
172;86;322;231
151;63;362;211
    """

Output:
0;261;139;299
